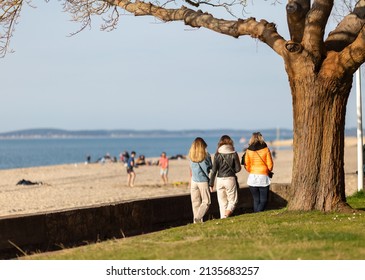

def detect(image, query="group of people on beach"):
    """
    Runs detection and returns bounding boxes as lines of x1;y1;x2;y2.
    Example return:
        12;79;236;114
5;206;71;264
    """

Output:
124;150;170;187
121;132;274;220
189;133;274;223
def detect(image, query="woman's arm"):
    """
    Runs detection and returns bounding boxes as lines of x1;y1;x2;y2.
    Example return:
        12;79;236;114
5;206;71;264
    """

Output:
209;154;218;187
234;152;242;173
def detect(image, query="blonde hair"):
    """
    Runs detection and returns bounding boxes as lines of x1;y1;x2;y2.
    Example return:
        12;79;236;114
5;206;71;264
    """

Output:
189;137;208;162
248;132;265;145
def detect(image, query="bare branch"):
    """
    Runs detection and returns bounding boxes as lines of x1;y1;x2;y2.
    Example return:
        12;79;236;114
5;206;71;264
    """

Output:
100;6;120;31
332;0;355;22
182;0;248;9
302;0;333;63
322;24;365;79
339;25;365;73
325;0;365;52
286;0;310;42
97;0;286;55
0;0;279;57
184;0;199;7
63;0;113;36
0;0;24;57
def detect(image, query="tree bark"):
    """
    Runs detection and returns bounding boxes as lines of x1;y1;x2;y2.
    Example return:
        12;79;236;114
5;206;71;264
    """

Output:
288;70;352;211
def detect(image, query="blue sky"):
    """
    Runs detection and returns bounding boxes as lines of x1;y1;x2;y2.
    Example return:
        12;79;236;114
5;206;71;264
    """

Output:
0;1;363;133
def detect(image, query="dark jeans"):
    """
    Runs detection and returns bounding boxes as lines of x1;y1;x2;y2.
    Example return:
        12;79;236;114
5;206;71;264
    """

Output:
249;185;270;212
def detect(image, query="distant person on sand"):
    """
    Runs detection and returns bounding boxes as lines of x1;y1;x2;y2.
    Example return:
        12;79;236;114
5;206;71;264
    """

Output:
272;149;277;159
159;152;169;185
243;132;274;212
126;151;136;187
136;155;146;166
188;137;212;223
209;135;241;219
120;151;130;164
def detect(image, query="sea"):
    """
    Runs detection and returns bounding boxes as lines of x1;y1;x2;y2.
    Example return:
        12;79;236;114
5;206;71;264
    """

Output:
0;135;286;170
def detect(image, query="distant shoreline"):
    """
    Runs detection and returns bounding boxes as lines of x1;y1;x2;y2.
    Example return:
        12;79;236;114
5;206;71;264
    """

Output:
0;127;360;140
0;128;294;141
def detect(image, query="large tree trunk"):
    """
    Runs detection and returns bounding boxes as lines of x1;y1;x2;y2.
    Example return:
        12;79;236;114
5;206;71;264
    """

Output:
288;73;353;211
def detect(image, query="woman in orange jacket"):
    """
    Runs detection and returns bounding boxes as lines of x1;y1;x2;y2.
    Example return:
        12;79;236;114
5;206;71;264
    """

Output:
244;132;274;212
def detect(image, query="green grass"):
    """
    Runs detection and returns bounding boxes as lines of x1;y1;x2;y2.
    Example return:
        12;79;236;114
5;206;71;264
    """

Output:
23;192;365;260
347;190;365;210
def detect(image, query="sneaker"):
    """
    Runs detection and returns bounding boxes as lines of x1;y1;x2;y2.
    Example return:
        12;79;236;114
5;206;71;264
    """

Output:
194;218;203;223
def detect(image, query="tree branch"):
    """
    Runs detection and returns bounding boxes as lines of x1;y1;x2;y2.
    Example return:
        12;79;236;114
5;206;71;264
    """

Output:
325;0;365;52
321;24;364;80
106;0;286;55
302;0;333;62
286;0;310;43
339;25;365;74
1;0;286;57
0;0;24;57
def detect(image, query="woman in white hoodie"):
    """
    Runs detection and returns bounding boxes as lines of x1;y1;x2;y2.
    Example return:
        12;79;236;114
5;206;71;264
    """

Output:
209;135;241;218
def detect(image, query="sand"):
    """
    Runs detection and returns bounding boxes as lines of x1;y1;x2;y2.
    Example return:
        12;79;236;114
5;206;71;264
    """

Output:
0;137;362;218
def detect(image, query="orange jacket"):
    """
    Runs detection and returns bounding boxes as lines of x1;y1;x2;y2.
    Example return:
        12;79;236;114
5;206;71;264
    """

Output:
244;146;273;175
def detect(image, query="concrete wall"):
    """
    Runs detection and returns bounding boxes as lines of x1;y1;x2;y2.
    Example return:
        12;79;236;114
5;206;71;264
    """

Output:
0;184;289;259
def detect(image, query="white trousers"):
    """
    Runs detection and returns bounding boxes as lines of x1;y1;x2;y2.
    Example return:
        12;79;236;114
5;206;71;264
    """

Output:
216;177;238;218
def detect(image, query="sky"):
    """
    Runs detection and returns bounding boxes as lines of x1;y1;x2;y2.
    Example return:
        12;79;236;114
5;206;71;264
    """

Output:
0;1;363;133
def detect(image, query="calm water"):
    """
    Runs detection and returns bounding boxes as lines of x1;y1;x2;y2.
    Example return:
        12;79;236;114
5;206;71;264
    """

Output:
0;136;251;170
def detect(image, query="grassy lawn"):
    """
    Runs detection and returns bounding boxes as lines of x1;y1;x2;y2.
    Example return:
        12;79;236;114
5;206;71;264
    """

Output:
23;191;365;260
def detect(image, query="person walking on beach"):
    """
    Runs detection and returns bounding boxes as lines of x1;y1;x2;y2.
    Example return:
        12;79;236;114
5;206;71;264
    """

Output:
188;137;212;223
159;152;169;185
243;132;274;212
209;135;241;219
126;151;136;187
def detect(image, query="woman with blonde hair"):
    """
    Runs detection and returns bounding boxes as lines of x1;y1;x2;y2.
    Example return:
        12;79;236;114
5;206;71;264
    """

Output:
244;132;274;212
209;135;241;219
188;137;213;223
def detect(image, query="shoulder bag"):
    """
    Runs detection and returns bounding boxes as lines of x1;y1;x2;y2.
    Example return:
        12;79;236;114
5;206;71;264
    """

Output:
197;162;210;181
255;151;274;178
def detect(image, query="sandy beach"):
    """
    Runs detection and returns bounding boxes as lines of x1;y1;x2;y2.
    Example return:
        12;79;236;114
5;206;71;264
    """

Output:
0;137;362;218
